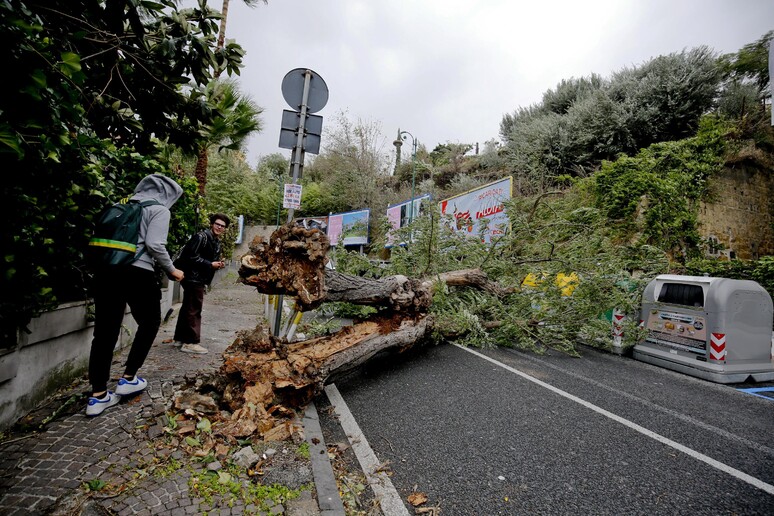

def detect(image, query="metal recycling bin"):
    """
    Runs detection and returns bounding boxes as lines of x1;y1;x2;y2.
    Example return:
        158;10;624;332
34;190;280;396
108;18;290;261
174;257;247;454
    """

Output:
633;274;774;384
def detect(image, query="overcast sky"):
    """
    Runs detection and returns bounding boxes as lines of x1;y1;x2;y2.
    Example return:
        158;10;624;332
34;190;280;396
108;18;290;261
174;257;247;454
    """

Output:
213;0;773;167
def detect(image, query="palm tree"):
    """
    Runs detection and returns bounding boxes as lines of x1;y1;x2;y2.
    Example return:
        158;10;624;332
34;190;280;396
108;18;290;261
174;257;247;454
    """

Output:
192;0;266;196
194;79;263;196
217;0;267;54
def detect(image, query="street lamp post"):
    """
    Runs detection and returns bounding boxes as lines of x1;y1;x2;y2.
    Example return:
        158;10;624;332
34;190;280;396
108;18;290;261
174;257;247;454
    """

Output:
395;129;418;224
274;172;283;227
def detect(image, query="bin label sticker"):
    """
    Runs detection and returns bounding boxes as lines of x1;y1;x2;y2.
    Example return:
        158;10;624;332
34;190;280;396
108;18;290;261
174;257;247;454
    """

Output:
645;310;707;343
710;333;726;361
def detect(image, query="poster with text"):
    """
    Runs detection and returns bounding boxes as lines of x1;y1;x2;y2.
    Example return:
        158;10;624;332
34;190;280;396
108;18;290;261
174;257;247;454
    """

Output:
439;176;512;243
385;194;432;247
327;209;370;246
282;183;302;209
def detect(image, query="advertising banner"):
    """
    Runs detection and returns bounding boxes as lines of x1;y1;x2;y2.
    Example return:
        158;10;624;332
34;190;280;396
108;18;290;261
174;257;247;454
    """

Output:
385;194;432;247
439;176;512;243
327;209;370;246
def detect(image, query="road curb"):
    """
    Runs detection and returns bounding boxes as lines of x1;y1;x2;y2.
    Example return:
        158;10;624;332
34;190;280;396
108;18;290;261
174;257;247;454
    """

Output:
303;402;346;515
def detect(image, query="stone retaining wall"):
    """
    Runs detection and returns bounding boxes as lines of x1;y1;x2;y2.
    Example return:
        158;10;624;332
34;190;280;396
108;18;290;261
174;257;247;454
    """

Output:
0;285;177;430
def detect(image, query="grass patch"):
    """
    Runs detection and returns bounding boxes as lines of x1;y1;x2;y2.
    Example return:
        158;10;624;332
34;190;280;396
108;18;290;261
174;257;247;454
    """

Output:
188;463;301;511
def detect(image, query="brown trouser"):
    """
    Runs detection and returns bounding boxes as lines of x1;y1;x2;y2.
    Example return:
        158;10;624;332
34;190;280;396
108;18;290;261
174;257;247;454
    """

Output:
174;282;205;344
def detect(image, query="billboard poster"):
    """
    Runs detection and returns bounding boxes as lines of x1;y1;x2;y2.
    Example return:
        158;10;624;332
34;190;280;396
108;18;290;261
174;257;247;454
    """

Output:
439;176;512;243
327;209;370;246
385;194;432;247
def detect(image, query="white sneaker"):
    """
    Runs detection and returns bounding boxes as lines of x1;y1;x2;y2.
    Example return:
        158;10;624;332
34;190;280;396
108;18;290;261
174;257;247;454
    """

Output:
115;376;148;396
85;391;121;416
180;343;208;354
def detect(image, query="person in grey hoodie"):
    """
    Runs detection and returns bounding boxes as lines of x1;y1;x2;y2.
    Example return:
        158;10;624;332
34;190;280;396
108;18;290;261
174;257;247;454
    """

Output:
86;174;185;416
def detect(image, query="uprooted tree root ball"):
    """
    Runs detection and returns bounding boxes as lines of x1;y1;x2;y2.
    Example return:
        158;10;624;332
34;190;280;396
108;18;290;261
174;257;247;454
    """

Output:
172;222;506;442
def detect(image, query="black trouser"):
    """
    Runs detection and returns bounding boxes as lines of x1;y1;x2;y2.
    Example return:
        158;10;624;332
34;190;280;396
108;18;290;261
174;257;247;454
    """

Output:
174;281;205;344
88;266;161;393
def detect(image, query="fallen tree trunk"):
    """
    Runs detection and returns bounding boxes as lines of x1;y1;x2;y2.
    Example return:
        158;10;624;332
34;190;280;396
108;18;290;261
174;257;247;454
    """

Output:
176;224;508;441
200;314;434;440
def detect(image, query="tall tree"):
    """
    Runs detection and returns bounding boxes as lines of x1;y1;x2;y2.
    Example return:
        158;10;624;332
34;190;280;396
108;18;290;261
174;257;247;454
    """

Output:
217;0;267;58
194;0;267;196
717;30;773;124
304;111;391;214
192;79;263;195
720;30;773;96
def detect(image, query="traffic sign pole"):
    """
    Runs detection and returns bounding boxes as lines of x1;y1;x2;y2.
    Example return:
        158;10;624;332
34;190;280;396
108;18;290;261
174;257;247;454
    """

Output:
272;68;329;337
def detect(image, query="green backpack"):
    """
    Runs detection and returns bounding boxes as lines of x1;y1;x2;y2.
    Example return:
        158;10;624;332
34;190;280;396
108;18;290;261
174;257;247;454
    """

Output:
89;198;160;266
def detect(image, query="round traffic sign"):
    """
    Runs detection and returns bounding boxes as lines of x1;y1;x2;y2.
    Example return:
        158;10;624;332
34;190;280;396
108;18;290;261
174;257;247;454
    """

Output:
281;68;329;113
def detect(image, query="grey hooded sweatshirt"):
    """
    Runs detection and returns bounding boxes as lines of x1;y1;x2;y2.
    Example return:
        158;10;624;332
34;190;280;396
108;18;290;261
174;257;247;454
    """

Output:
129;174;183;274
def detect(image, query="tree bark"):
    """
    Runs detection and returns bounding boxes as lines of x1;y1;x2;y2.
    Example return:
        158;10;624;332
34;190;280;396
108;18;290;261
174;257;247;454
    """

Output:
194;145;208;196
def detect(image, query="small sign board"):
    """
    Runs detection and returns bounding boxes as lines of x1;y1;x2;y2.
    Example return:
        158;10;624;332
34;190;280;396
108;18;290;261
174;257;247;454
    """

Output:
283;183;302;209
281;68;329;113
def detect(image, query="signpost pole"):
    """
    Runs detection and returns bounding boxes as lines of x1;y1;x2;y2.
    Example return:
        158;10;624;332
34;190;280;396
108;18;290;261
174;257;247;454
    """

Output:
274;70;313;336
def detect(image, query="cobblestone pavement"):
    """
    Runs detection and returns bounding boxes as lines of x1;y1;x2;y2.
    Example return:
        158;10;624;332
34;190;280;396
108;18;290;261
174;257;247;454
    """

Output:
0;269;326;516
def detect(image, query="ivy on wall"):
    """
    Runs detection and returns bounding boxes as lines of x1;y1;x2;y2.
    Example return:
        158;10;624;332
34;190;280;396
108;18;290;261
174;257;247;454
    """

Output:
593;116;731;259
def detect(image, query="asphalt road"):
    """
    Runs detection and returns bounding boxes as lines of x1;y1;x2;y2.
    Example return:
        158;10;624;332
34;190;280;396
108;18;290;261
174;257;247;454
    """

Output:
326;343;774;515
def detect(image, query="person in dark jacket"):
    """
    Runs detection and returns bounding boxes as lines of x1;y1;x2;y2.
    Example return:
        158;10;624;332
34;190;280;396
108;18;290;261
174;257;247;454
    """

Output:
173;213;229;354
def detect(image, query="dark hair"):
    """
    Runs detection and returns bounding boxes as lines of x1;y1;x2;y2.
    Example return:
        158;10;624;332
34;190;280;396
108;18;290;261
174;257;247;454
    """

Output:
209;213;231;227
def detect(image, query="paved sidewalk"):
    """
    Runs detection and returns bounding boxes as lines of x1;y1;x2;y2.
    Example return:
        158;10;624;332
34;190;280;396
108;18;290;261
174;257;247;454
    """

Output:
0;269;334;515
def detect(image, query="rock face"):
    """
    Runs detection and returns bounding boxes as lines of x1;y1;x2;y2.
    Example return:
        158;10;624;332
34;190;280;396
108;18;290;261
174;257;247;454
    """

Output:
698;165;774;260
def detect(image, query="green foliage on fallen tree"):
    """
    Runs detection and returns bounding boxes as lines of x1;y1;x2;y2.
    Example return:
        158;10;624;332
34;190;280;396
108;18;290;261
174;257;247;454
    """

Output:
333;189;669;354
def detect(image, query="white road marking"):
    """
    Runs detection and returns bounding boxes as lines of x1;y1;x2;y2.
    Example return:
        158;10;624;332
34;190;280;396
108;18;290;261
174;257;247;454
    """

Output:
325;384;411;516
454;344;774;497
507;347;774;457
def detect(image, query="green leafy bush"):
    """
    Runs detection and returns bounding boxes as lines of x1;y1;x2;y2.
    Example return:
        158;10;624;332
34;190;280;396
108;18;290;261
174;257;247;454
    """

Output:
684;257;774;300
0;0;237;343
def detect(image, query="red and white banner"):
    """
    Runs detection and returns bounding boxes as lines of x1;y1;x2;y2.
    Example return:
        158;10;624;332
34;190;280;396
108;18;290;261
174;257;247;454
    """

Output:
710;333;726;361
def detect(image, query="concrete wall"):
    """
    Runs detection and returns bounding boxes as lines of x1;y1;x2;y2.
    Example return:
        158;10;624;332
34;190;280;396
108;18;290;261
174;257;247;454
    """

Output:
0;285;177;430
698;165;774;260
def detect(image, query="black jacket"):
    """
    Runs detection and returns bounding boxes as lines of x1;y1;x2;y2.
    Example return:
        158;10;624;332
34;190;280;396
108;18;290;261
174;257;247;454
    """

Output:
174;229;221;285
